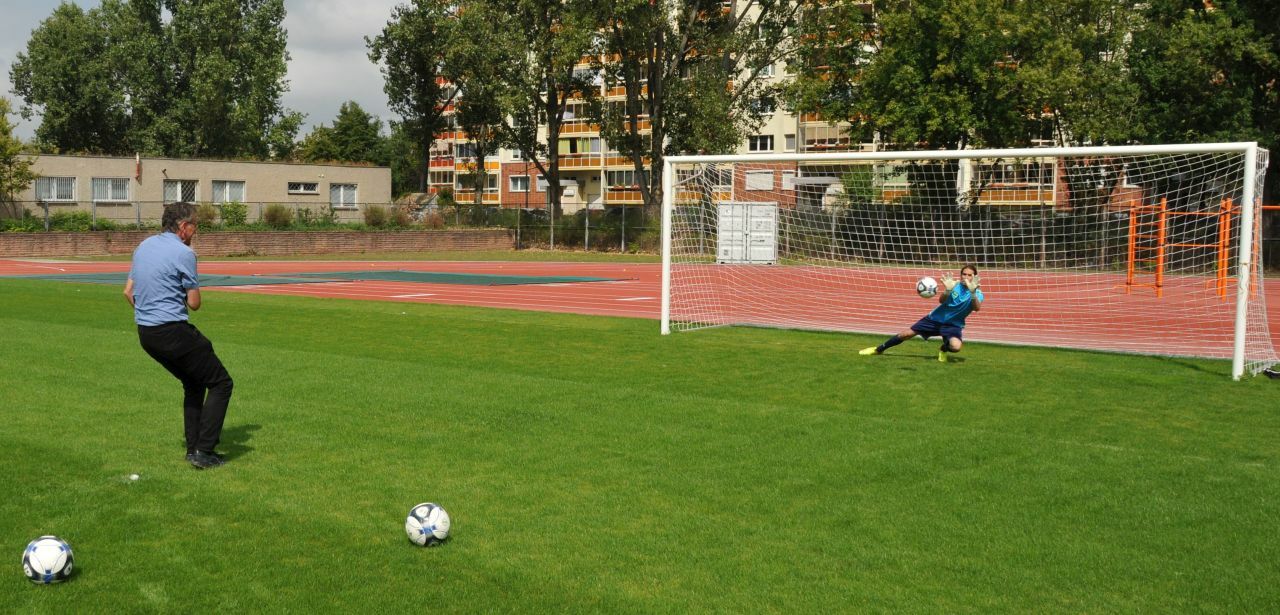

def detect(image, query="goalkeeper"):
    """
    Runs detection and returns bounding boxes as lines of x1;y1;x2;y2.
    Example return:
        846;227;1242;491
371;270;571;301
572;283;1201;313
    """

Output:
860;264;985;362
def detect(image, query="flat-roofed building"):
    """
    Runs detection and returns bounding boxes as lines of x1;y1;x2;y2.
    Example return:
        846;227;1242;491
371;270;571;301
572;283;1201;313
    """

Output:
13;154;391;226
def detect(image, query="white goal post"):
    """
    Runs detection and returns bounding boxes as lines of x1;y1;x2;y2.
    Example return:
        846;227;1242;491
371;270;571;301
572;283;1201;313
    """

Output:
660;143;1276;379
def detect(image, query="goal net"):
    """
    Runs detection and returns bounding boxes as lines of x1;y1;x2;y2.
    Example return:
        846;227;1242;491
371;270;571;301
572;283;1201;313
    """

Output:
660;143;1276;379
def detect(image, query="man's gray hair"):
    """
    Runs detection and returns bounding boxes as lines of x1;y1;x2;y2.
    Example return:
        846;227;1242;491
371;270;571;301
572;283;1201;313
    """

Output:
161;202;197;233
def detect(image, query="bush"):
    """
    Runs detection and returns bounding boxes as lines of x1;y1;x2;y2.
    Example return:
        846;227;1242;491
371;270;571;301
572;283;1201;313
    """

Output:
629;227;662;252
194;203;220;227
220;201;248;226
391;204;413;228
262;204;294;229
363;204;389;228
0;209;42;232
48;211;94;231
420;211;445;229
296;206;337;228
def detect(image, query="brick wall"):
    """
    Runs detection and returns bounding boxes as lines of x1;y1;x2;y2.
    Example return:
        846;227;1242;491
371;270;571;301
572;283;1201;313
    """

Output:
0;230;513;258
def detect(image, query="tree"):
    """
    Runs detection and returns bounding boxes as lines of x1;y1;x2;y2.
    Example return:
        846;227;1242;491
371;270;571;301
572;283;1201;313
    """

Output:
1011;0;1142;147
783;0;878;144
0;98;37;218
491;0;603;220
330;101;387;165
9;2;128;153
10;0;302;158
448;3;523;208
598;0;805;214
297;125;341;162
384;121;421;198
1130;1;1277;146
164;0;301;158
367;0;463;192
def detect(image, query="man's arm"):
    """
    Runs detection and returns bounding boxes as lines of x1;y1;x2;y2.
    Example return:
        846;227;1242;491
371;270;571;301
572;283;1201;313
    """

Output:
970;292;982;312
123;278;135;308
186;288;202;311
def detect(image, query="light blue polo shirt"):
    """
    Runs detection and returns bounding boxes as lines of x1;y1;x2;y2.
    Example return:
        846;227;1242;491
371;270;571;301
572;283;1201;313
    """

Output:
927;284;984;328
129;232;199;326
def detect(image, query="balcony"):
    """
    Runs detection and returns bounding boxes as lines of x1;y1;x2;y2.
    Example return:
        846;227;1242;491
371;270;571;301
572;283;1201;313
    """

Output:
605;83;648;98
453;190;501;205
561;119;600;135
559;153;601;169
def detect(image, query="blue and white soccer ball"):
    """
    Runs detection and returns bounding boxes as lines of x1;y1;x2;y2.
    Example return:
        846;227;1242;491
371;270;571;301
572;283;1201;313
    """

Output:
916;276;939;298
22;535;74;584
405;503;451;547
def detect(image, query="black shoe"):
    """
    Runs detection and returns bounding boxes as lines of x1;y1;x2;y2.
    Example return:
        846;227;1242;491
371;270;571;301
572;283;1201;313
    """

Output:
1265;368;1280;380
189;451;225;469
185;450;225;462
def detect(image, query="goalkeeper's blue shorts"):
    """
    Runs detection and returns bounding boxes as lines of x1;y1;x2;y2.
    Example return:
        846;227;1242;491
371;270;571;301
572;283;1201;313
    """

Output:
911;317;963;343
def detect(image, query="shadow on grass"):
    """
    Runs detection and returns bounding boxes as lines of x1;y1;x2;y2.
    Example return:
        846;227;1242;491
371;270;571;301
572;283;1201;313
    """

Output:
1148;356;1229;377
220;423;261;460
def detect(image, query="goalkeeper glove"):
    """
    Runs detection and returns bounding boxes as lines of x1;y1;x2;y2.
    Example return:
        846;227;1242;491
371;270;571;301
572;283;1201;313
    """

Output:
942;273;957;291
963;275;981;291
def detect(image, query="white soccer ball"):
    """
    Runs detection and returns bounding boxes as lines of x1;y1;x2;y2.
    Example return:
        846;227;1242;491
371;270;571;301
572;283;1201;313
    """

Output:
916;276;939;298
405;503;451;547
22;536;74;584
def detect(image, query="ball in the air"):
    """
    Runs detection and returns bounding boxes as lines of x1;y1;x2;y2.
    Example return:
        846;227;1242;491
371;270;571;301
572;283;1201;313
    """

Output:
916;276;939;298
21;536;74;584
405;503;451;547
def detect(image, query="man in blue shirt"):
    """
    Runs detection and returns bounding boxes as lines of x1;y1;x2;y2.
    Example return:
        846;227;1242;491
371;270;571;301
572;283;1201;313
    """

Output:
860;264;985;363
124;202;233;469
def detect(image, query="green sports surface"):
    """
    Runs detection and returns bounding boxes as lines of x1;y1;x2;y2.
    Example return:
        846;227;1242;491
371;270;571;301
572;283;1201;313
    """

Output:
8;270;623;287
2;277;1279;611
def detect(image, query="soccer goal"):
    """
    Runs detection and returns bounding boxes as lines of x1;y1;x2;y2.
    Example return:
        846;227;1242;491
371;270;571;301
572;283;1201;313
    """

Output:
660;143;1276;379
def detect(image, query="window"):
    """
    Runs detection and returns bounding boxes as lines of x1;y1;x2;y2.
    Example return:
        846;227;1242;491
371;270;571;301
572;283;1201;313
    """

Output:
535;175;548;192
458;173;497;191
163;179;197;203
330;183;358;208
709;168;732;190
288;181;319;195
212;180;246;203
781;171;796;191
606;169;648;188
759;63;775;78
35;177;75;201
748;135;774;152
785;134;797;152
510;175;530;192
751;97;776;115
91;178;129;202
745;171;773;191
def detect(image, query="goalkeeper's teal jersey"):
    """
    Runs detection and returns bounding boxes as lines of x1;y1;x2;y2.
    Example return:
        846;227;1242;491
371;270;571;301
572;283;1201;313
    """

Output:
927;285;984;327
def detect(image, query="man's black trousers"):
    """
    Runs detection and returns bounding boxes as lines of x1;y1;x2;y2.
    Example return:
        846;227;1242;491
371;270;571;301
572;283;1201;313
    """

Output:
137;322;234;454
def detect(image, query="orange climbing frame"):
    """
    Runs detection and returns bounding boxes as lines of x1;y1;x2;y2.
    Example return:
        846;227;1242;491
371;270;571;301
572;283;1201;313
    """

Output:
1123;198;1274;298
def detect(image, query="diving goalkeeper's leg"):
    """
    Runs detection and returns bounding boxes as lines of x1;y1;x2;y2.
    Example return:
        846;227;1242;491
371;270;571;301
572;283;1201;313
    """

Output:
861;330;917;355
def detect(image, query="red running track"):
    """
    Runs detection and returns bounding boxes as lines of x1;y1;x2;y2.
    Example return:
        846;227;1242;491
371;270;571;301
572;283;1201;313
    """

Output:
3;258;1278;361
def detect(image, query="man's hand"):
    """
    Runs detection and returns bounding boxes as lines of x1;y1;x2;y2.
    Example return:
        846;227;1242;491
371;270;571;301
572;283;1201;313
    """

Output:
963;274;981;291
942;273;957;291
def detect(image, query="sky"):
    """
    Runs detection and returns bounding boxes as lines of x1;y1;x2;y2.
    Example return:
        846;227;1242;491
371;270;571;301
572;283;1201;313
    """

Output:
0;0;403;142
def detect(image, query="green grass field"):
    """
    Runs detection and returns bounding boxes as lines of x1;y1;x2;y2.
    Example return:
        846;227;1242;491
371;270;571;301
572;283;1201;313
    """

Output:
2;277;1279;612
